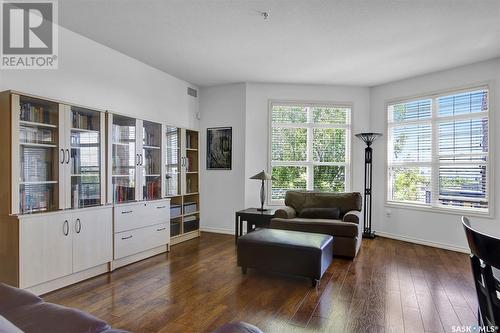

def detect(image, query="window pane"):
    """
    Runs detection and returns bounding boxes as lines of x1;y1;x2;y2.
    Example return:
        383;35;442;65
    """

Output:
389;124;431;163
389;167;431;204
271;166;307;200
272;105;307;123
313;166;345;192
439;165;487;210
271;127;307;161
313;107;349;124
313;128;346;162
438;90;488;117
438;118;488;162
389;99;431;123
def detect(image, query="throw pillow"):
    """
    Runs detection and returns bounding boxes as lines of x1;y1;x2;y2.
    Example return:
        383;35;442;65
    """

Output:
298;207;340;219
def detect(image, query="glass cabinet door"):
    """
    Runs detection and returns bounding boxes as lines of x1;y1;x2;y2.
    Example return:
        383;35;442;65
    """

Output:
70;107;102;208
165;126;181;196
18;96;59;214
142;121;161;200
112;115;136;203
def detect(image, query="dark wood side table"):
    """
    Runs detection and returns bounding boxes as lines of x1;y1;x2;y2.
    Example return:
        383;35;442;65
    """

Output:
235;208;278;243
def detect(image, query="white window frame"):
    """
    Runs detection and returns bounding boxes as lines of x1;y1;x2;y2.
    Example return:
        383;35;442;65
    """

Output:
385;83;494;218
268;100;352;205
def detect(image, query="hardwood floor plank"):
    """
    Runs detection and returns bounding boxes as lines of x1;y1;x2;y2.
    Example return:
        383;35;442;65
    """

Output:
42;233;478;333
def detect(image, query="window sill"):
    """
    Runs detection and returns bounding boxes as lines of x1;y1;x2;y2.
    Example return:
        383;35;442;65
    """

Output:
385;202;494;219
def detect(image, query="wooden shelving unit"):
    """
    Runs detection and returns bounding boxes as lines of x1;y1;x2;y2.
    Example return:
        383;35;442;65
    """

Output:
166;128;200;245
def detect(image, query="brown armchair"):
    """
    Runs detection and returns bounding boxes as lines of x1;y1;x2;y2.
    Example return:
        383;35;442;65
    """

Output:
270;191;363;258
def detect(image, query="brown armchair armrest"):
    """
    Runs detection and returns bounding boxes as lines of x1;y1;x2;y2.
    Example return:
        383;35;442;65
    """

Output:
274;206;296;219
343;210;361;224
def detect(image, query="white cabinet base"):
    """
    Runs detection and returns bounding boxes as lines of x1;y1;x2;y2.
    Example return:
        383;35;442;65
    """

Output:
26;263;109;296
110;244;169;271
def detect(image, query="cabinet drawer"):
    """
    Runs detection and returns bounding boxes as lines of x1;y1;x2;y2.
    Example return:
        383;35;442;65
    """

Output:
114;223;169;259
114;202;148;232
114;201;170;232
147;200;170;225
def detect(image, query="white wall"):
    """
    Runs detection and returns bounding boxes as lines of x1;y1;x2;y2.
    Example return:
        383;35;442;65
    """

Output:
0;26;199;128
244;83;371;209
199;84;246;234
370;58;500;252
199;83;371;233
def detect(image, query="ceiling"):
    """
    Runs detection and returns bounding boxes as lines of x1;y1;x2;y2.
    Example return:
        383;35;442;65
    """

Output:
59;0;500;87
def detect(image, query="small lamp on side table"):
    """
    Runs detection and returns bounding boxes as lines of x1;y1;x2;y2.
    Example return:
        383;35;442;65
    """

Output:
250;170;272;211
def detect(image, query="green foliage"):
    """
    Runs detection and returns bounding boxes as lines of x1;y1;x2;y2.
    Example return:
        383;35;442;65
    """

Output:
271;106;349;199
313;166;345;192
312;107;348;124
392;104;406;122
272;106;307;123
313;128;346;162
393;168;429;202
271;128;307;161
271;166;307;200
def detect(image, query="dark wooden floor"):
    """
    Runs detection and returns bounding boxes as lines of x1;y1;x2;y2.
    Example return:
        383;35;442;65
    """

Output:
44;233;478;333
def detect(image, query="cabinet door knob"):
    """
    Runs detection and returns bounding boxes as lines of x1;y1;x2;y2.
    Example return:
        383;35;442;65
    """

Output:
156;227;166;232
121;235;133;240
121;210;133;214
63;220;69;236
75;218;81;233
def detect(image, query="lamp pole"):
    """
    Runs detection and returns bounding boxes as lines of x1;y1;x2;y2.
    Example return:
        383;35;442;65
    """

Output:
355;133;382;239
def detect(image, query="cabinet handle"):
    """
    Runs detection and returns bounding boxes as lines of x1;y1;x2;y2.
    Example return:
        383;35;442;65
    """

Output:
75;218;81;233
121;210;133;214
156;227;166;232
63;220;69;236
140;154;143;166
65;149;70;164
60;149;65;164
136;154;140;166
121;235;133;240
156;206;166;209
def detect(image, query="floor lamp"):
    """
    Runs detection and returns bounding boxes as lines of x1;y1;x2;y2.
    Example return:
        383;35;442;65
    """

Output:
355;132;382;239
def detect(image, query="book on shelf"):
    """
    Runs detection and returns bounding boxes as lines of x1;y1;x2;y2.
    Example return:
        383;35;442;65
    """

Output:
114;184;135;203
144;178;161;200
72;112;94;130
20;102;52;125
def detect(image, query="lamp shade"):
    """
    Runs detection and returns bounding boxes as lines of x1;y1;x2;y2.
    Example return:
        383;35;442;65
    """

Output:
249;170;272;180
355;132;382;146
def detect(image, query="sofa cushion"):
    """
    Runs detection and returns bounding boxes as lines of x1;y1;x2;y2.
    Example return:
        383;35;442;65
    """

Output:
0;316;22;333
299;207;340;219
4;302;111;333
285;191;362;216
0;283;42;314
270;218;359;238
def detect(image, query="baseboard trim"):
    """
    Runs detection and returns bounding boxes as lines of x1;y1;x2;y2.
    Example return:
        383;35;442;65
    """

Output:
375;231;470;254
200;227;234;235
111;245;168;270
28;264;109;296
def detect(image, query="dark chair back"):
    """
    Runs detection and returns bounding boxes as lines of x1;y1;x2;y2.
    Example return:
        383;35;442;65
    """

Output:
462;216;500;328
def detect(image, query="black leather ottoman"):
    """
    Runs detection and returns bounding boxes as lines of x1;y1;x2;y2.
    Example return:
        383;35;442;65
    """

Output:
237;228;333;287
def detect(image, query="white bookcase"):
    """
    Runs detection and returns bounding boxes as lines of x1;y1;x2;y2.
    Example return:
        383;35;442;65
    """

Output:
0;91;178;295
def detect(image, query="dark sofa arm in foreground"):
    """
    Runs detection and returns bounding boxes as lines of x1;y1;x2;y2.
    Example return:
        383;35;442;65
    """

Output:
0;283;128;333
